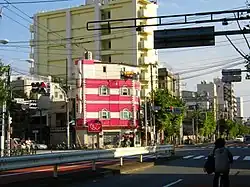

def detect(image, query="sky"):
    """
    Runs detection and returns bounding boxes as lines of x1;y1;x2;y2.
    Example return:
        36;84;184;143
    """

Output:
0;0;250;116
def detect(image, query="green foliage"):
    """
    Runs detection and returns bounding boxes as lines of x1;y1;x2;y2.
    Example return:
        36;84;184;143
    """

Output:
154;89;185;137
199;112;216;137
0;61;9;104
222;119;250;138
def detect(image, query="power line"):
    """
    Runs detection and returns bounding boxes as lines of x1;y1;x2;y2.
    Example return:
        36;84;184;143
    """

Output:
0;0;72;5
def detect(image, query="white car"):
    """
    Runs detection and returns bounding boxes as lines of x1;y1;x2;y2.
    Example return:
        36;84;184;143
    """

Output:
235;136;244;142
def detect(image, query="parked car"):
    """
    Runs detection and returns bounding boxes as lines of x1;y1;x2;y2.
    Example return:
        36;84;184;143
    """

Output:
31;141;48;150
244;135;250;143
235;135;244;142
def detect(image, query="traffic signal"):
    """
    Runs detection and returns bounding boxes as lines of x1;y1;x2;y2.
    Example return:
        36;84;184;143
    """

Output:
31;82;48;95
166;106;174;112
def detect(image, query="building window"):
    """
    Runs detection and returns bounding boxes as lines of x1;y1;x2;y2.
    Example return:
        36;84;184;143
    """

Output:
99;109;110;119
55;92;58;98
100;86;109;95
103;66;107;73
109;56;111;62
59;94;63;99
121;109;132;120
121;87;130;96
108;41;111;49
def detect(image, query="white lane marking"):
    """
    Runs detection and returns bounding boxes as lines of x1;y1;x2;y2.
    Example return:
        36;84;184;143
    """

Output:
205;157;208;160
201;147;206;149
193;155;205;160
243;156;250;160
233;156;240;160
229;147;234;149
237;147;241;149
243;147;248;149
183;155;194;159
163;179;183;187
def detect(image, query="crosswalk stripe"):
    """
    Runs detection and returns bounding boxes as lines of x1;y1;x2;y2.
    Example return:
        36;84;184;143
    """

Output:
193;155;205;160
233;156;240;160
243;156;250;160
183;155;194;159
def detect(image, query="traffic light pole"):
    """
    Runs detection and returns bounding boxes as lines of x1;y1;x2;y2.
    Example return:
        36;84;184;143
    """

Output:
150;64;156;145
6;66;11;156
66;58;70;149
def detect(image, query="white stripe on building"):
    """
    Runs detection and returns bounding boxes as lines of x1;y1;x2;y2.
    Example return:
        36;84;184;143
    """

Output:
87;112;120;118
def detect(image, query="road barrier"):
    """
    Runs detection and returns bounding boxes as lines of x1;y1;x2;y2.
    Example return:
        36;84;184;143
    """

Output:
0;144;174;177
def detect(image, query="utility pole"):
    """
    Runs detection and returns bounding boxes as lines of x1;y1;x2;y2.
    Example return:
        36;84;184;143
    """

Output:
66;58;70;149
1;101;6;157
6;66;11;156
150;64;156;145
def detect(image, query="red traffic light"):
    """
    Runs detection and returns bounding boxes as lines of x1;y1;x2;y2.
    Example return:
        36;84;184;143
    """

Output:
40;82;47;88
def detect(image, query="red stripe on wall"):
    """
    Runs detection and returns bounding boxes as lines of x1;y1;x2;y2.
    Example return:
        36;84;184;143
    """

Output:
86;95;140;102
76;118;139;127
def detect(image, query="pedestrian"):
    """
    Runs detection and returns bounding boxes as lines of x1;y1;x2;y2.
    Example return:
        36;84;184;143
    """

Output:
212;138;233;187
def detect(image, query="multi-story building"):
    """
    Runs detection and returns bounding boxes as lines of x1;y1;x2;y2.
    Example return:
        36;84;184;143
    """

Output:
223;82;237;120
197;81;218;120
74;59;141;147
236;97;244;118
30;0;158;100
10;75;74;145
158;68;181;97
214;78;229;120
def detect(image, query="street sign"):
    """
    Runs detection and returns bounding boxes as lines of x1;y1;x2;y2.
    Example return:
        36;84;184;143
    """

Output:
154;26;215;49
222;69;242;76
222;75;242;83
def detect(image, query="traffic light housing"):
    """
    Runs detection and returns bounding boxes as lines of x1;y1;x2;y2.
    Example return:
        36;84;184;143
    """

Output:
31;82;48;95
166;106;174;112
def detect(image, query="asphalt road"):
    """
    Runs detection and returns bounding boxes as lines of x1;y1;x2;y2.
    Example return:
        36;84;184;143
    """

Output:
63;142;250;187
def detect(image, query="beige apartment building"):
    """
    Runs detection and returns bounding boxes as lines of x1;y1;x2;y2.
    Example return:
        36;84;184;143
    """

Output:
29;0;159;100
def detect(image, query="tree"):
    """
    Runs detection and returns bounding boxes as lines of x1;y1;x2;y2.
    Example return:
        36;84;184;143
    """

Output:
154;89;185;141
0;61;9;104
200;112;216;138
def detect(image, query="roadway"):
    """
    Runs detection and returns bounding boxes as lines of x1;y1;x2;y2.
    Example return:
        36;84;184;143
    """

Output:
62;142;250;187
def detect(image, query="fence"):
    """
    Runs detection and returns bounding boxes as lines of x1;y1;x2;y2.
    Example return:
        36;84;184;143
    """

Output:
0;144;175;177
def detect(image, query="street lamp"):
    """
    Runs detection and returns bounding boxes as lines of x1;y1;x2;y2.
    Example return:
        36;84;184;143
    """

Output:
0;39;8;45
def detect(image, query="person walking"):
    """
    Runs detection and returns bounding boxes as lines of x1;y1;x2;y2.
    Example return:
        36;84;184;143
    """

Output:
212;138;233;187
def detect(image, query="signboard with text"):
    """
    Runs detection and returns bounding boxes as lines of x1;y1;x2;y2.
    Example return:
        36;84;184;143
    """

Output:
87;120;102;133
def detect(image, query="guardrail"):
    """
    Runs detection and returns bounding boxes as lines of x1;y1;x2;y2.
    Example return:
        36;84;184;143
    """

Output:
0;145;174;177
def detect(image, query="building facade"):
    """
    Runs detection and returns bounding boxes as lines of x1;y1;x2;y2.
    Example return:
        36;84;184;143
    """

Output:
236;97;244;118
30;0;158;100
158;68;181;97
74;59;141;148
197;81;218;120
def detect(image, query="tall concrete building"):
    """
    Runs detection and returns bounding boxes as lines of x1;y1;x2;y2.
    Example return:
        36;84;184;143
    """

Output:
236;97;244;118
213;78;237;120
197;81;218;120
30;0;158;100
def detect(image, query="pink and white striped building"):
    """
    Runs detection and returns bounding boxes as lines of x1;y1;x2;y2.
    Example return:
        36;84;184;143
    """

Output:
74;59;141;147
